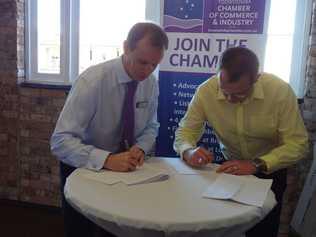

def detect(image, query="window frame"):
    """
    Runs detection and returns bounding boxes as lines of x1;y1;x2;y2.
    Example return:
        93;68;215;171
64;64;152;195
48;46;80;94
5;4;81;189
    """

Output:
289;0;313;98
25;0;70;85
26;0;153;85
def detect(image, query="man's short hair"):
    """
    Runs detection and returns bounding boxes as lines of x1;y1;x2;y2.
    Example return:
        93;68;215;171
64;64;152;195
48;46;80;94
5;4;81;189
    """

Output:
219;47;259;82
126;22;169;51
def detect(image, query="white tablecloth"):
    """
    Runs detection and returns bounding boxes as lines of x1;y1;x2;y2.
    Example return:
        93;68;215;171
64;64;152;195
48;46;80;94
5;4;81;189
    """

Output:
64;157;276;237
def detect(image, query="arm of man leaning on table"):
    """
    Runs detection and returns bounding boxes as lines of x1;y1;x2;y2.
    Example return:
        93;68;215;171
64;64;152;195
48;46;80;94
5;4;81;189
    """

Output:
135;78;160;155
173;87;207;159
50;72;111;171
259;84;309;174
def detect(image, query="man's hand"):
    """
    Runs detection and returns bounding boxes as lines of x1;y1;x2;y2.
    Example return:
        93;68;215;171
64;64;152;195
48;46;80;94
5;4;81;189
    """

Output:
183;147;213;167
103;152;139;172
130;145;145;166
216;160;256;175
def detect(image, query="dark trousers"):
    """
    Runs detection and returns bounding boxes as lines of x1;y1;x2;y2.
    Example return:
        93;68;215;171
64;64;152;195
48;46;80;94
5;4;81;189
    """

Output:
246;169;287;237
60;162;116;237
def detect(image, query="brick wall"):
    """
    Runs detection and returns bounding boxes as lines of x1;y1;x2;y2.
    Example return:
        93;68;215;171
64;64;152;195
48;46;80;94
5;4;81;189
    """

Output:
304;1;316;144
278;1;316;236
0;0;66;206
0;0;315;236
18;88;66;205
0;0;19;200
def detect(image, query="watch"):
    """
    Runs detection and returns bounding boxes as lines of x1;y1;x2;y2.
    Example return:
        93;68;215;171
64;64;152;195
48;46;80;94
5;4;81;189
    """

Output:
251;158;267;174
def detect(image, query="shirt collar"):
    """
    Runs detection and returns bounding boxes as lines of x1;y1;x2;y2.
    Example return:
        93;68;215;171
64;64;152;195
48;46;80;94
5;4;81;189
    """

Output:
251;76;264;100
116;56;134;84
216;75;265;101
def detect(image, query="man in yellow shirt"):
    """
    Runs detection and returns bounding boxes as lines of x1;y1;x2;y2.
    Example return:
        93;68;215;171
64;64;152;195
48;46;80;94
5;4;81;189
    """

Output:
174;47;308;237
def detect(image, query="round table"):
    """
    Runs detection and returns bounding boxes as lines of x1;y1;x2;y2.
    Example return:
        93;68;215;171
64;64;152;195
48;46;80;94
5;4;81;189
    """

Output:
64;157;276;237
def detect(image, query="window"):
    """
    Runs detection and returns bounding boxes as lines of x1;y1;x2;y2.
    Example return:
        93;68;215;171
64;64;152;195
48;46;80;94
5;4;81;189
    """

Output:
26;0;312;97
26;0;149;85
78;0;145;73
264;0;313;97
37;0;61;74
264;0;297;83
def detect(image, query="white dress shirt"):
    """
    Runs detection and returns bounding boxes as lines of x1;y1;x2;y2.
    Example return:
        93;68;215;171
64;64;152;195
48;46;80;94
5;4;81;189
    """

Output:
50;56;159;171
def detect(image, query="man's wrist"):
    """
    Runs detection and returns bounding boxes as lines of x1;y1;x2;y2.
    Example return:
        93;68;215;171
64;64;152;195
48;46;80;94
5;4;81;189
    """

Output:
179;144;195;159
134;144;145;154
138;147;145;154
183;148;195;162
103;154;110;168
251;158;267;174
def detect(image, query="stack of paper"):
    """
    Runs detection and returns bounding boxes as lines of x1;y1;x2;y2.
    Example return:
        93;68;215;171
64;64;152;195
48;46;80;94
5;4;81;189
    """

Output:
84;163;169;186
203;173;272;207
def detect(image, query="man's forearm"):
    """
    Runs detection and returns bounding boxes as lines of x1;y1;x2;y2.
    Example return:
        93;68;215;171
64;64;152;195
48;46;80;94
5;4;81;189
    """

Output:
51;133;111;171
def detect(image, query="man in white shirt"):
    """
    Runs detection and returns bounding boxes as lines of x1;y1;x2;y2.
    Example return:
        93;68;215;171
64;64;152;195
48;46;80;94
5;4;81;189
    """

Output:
51;22;168;237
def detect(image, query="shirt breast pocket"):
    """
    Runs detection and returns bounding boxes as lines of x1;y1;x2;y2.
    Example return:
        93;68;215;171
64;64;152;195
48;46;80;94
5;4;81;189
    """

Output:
248;115;276;138
135;101;150;131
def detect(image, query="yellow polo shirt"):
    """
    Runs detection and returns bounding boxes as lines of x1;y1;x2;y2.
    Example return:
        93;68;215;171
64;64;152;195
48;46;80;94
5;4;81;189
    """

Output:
174;73;308;173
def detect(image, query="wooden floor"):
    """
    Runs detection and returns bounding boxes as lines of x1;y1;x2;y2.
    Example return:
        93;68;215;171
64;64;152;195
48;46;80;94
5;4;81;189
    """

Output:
0;199;64;237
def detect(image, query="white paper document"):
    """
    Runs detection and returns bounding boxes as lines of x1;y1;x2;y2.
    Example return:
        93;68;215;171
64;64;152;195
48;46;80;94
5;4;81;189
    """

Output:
203;173;272;207
165;158;220;175
84;163;170;186
165;158;199;174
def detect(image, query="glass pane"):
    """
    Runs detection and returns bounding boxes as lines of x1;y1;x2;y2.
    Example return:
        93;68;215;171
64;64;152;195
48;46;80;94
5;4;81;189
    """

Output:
79;0;145;73
267;0;297;35
37;0;60;74
264;0;297;82
264;35;293;82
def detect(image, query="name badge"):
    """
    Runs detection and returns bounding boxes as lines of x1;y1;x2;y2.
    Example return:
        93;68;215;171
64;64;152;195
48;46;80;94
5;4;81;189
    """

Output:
136;101;148;108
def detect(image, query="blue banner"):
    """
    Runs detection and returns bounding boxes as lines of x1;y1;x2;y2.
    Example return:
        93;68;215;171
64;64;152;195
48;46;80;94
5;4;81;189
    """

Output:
156;0;269;161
